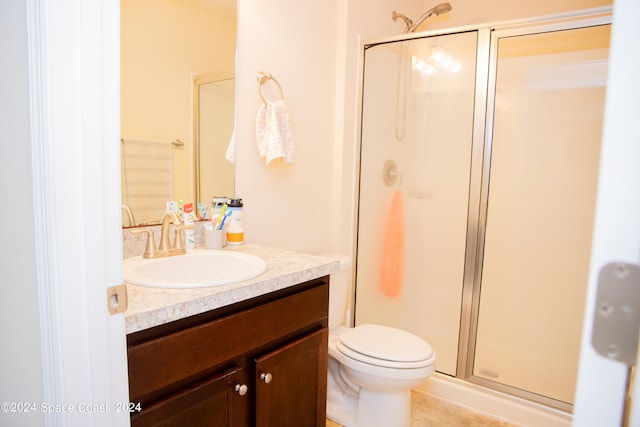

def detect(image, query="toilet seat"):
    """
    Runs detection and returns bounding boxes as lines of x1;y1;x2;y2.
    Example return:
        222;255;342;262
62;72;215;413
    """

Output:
336;324;434;369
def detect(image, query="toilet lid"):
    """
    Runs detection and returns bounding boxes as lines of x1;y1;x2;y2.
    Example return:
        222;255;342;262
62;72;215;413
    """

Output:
338;324;433;363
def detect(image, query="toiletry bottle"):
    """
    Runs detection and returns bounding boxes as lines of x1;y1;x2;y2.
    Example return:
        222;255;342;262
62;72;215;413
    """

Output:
226;226;244;246
197;202;208;220
166;200;178;216
228;198;243;229
212;196;229;221
183;203;196;249
227;198;244;245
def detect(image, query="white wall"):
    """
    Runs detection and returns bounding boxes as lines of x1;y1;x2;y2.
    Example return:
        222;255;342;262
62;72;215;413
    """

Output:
235;0;341;254
0;2;45;426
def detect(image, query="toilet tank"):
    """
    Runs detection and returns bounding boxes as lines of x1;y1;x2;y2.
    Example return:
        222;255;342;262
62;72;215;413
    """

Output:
321;254;352;328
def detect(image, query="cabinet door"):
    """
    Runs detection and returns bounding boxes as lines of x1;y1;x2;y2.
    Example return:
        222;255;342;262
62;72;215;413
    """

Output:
254;328;328;427
130;366;249;427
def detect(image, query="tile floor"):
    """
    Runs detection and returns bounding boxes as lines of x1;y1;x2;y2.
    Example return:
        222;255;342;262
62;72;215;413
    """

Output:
326;390;518;427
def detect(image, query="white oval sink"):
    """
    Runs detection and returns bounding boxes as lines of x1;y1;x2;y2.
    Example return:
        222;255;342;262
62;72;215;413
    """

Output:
124;250;267;289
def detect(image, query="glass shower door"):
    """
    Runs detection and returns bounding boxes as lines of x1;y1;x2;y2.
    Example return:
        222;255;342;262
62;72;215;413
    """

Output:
355;31;480;376
473;25;611;406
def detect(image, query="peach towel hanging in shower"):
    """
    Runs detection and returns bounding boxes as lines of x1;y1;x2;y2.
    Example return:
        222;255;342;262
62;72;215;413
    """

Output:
380;189;405;298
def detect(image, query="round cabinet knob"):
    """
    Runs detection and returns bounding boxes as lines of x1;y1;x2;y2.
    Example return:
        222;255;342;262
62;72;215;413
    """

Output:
260;372;273;384
234;384;248;396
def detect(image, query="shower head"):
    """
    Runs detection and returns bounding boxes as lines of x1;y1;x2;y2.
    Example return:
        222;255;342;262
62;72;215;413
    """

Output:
391;11;413;34
430;2;453;16
409;3;452;32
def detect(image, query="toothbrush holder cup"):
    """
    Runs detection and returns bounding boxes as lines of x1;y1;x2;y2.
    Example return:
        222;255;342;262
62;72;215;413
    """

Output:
204;229;227;250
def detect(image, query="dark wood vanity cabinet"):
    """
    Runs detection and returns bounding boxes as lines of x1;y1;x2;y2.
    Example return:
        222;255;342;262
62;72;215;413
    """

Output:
127;277;329;427
254;328;328;426
128;366;249;426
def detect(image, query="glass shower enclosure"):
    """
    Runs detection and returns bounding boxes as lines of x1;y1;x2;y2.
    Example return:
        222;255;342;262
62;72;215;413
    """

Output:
354;12;611;411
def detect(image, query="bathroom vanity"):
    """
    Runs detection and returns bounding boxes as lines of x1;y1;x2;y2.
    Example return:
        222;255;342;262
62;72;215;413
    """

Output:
124;245;338;426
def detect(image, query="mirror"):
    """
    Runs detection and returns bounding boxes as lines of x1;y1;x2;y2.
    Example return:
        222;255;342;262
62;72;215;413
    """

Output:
194;70;235;214
120;0;237;227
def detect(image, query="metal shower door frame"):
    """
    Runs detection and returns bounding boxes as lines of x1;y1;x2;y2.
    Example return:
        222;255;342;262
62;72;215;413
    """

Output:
458;10;613;413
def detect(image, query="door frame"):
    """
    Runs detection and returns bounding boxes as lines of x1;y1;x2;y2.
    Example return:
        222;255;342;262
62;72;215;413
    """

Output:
28;0;130;425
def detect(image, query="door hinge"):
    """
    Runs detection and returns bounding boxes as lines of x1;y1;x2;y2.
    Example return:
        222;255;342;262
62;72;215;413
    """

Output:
592;262;640;366
107;284;128;315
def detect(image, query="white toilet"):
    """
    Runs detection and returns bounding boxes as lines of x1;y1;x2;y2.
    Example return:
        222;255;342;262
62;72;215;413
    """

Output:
325;256;436;427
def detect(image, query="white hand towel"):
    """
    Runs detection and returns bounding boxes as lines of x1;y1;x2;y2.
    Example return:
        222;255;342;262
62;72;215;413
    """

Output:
256;99;294;164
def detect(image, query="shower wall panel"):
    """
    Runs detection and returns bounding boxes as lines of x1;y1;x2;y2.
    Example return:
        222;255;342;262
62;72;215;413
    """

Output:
355;32;479;376
473;25;610;405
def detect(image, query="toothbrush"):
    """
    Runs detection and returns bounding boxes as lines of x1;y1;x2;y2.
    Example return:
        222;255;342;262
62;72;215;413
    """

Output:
215;203;227;229
218;213;229;230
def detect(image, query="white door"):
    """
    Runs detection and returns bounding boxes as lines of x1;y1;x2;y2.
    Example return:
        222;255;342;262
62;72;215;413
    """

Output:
30;0;131;425
573;0;640;425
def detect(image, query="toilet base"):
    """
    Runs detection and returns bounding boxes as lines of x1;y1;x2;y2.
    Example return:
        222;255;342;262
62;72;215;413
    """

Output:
359;388;411;427
326;325;434;427
327;385;411;427
327;362;358;427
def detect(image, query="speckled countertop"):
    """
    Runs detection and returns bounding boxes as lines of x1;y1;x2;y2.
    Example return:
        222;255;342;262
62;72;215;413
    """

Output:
124;244;339;334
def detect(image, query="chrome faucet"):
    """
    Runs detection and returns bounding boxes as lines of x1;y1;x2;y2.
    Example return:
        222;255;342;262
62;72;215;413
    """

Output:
131;212;194;258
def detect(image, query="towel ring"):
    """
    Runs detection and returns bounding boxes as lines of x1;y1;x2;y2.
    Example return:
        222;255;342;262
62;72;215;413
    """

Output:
257;71;284;103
